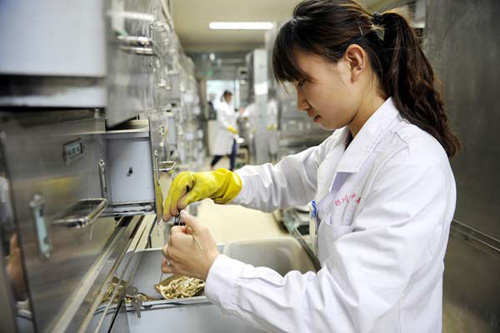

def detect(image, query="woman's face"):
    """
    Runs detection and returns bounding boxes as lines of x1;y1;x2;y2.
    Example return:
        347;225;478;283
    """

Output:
293;50;364;131
225;94;233;103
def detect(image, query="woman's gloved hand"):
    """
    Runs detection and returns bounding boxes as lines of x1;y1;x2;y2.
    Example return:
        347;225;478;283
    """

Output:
163;168;242;221
227;125;238;134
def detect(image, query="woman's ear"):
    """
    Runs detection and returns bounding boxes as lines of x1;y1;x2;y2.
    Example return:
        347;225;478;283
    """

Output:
344;44;367;82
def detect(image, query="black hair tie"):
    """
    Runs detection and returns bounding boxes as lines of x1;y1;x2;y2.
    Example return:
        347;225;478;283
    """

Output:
373;11;383;25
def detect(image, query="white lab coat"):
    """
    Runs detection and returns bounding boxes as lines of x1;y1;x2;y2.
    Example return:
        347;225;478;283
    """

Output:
212;100;238;156
205;98;456;333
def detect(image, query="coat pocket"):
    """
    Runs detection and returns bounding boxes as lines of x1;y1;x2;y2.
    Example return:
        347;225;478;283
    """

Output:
330;224;354;241
321;218;353;242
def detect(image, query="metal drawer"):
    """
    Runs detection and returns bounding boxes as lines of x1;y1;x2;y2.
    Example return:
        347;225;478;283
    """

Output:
105;114;175;219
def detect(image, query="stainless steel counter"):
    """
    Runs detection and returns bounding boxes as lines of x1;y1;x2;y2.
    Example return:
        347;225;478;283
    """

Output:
110;237;317;332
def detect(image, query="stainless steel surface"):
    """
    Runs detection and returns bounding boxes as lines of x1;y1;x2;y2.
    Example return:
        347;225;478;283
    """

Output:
0;1;201;332
0;225;21;333
0;0;176;115
424;0;500;331
0;111;117;332
149;111;175;219
52;198;108;229
125;248;264;333
425;0;500;240
451;221;500;257
443;222;500;332
119;46;156;56
0;76;106;108
0;0;106;76
0;0;107;108
0;132;34;333
85;214;155;333
251;49;270;164
106;124;155;212
157;159;176;173
162;71;181;103
0;162;22;332
120;239;316;332
109;302;129;333
223;238;316;276
117;35;154;47
127;302;265;333
0;1;202;331
52;215;142;333
108;201;154;217
166;112;177;146
29;194;52;259
98;159;109;200
106;0;173;127
105;116;171;218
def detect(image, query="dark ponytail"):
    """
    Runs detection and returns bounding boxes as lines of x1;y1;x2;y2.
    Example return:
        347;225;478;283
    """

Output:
273;0;460;157
378;11;460;157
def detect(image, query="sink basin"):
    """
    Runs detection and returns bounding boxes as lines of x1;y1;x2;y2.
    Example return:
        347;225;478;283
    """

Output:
125;237;315;332
222;237;316;275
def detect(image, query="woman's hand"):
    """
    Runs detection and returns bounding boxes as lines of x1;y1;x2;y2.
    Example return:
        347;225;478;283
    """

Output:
162;169;242;222
161;211;219;281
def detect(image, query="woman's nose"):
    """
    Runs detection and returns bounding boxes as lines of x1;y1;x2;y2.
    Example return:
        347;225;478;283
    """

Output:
296;88;310;112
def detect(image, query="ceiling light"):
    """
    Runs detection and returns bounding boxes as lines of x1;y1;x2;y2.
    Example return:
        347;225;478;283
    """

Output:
209;22;273;30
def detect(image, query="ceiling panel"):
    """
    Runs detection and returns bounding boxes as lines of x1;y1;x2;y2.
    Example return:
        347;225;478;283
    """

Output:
172;0;302;52
172;0;404;52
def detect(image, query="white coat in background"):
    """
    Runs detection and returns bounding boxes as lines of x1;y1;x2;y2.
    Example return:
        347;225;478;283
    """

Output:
241;102;257;139
266;98;279;157
212;100;238;156
205;98;456;333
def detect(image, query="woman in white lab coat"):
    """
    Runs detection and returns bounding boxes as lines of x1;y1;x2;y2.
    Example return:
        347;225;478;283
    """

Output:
211;90;239;171
161;1;461;332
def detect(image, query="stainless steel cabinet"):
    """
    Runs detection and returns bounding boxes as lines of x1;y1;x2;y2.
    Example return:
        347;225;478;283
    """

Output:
0;111;116;332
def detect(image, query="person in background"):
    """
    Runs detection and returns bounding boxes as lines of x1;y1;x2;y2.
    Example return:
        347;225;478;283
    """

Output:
161;0;460;332
211;90;238;171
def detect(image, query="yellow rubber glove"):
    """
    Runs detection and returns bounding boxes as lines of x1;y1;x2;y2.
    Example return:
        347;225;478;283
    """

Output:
227;126;238;134
163;168;242;221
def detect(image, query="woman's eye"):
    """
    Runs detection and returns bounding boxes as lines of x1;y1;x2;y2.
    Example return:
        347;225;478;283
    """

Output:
298;80;305;88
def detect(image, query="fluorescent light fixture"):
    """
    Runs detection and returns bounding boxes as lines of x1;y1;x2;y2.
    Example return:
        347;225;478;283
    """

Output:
209;22;273;30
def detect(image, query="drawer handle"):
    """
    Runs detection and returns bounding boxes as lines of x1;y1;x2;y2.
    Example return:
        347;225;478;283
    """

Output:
52;198;108;229
117;35;152;47
158;160;176;173
154;150;176;184
30;194;51;259
119;46;156;56
98;159;108;200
